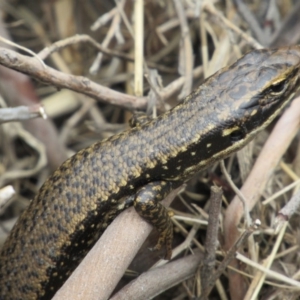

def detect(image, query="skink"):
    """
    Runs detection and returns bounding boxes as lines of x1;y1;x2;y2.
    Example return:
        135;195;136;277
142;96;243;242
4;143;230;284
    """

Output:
0;46;300;300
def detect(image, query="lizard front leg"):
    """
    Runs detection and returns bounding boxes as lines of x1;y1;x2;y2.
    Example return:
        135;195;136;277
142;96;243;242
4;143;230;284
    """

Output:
134;181;181;260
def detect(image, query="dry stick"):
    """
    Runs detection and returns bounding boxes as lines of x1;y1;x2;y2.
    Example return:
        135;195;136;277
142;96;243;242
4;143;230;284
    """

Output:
244;222;288;300
0;17;68;170
171;217;205;252
269;1;300;47
0;48;203;111
221;159;258;267
0;122;47;186
115;0;134;39
204;226;256;299
220;160;251;227
0;47;147;110
200;186;223;300
53;185;184;300
173;0;194;98
38;34;132;62
37;34;176;74
280;161;299;182
59;99;96;145
134;0;144;97
144;69;165;114
0;35;46;67
156;18;180;46
199;6;209;78
160;65;203;101
4;3;70;73
89;0;125;74
232;0;266;44
275;190;300;232
262;177;300;206
203;3;262;50
236;252;300;289
148;32;181;63
0;186;15;214
224;96;300;300
111;250;203;300
90;6;117;31
0;105;46;124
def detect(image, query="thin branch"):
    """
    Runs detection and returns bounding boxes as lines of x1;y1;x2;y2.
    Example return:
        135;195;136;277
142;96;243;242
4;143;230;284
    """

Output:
203;3;263;49
89;0;125;74
0;186;15;214
0;121;47;186
200;186;223;299
275;190;300;232
134;0;144;97
0;47;203;111
173;0;194;98
0;47;147;110
111;250;203;300
0;105;46;124
220;160;251;228
37;34;176;74
202;224;257;298
232;0;266;44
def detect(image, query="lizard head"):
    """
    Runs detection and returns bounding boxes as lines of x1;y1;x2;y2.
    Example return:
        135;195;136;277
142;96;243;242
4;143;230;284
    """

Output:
209;46;300;145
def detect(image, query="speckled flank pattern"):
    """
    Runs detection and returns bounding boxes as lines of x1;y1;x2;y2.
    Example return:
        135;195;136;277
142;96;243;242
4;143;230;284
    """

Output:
1;46;300;300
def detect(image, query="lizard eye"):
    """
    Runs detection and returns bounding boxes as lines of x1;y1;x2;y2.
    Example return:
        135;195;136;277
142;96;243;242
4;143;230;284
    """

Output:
269;80;287;95
229;128;244;142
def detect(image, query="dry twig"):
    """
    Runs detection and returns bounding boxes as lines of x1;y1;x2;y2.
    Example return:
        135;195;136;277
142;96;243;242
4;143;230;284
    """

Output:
200;186;223;299
0;105;46;124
